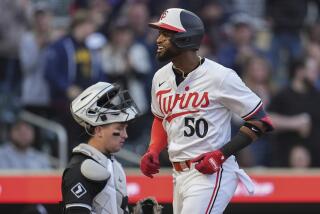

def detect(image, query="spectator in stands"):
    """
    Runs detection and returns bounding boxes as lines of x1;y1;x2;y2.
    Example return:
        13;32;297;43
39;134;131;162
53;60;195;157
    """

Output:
44;10;106;150
289;145;311;168
217;13;265;76
127;2;151;42
126;1;156;98
235;56;275;167
101;21;151;115
268;57;320;167
0;0;32;107
228;0;266;22
0;119;51;169
45;10;106;108
265;0;307;83
101;21;153;148
242;56;275;107
199;0;227;57
19;4;53;117
305;21;320;90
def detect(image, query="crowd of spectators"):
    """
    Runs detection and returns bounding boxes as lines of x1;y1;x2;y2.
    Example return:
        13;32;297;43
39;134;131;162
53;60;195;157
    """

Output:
1;0;320;170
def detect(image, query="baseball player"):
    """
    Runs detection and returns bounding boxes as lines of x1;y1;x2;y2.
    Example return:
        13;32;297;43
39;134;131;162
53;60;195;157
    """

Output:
140;8;273;214
61;82;140;214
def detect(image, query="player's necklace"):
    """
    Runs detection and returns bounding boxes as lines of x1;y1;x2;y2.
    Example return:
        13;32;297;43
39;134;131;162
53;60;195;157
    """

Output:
173;56;202;79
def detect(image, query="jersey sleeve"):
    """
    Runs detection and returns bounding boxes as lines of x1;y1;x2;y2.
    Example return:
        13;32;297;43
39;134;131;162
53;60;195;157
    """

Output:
62;161;107;211
151;74;165;119
217;70;262;120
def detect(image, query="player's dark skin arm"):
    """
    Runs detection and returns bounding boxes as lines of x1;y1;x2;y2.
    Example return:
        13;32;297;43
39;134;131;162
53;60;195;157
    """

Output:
220;120;271;158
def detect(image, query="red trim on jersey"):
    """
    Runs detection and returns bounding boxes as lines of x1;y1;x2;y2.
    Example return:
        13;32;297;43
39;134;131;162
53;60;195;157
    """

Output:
242;101;263;121
206;168;223;214
149;22;186;32
261;115;274;131
165;110;199;123
152;112;164;120
148;117;168;154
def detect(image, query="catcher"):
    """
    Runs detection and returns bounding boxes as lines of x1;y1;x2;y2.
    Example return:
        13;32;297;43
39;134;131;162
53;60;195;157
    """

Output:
61;82;162;214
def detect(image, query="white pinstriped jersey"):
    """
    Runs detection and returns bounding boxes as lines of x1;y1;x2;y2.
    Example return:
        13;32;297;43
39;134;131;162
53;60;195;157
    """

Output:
151;58;262;162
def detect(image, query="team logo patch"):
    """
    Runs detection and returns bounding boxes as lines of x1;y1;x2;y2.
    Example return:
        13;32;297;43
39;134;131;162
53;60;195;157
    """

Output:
71;182;87;198
160;10;168;20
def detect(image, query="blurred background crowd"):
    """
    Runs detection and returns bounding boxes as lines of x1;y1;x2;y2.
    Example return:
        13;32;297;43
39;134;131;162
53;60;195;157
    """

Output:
1;0;320;171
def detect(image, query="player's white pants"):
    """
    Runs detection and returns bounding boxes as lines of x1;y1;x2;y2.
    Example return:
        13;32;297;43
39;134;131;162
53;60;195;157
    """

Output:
172;156;254;214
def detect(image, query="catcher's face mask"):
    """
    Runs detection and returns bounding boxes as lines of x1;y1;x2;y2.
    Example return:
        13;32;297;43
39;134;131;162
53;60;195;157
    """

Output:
71;82;140;128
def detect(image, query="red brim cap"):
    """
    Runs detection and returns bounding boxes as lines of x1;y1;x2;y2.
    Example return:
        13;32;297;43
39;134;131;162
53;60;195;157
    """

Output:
148;22;185;32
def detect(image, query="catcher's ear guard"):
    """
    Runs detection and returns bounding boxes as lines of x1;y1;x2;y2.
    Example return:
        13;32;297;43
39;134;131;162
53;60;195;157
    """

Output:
133;197;163;214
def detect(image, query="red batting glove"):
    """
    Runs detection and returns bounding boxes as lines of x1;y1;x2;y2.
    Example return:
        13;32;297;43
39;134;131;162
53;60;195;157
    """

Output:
191;150;226;174
140;151;160;178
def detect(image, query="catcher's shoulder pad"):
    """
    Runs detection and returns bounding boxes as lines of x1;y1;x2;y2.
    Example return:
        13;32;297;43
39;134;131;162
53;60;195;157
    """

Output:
80;159;110;181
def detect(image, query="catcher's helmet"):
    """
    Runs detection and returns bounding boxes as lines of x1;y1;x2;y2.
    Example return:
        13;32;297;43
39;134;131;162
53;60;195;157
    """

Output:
70;82;139;128
149;8;204;50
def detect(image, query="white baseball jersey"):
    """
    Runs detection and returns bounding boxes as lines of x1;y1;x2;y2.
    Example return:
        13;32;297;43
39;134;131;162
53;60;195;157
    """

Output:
151;57;258;214
151;59;262;214
151;58;262;162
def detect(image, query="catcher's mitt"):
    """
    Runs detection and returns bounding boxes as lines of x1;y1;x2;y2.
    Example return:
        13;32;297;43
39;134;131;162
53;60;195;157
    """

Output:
132;197;163;214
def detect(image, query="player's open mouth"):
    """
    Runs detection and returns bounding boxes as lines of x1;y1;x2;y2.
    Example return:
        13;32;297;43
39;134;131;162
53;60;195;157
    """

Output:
157;46;165;53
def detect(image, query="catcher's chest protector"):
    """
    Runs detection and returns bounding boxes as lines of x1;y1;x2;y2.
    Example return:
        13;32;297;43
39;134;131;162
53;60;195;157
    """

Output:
74;144;129;214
